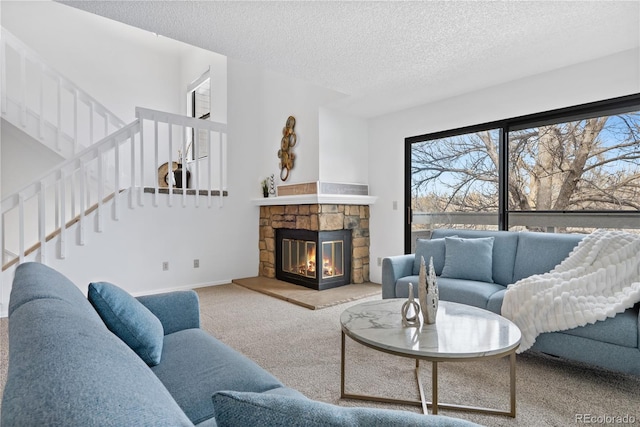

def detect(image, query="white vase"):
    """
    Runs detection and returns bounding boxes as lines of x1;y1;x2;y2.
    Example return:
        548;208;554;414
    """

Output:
418;256;428;322
420;257;440;325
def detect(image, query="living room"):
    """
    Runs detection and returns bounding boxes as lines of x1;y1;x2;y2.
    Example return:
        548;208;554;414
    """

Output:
1;1;639;426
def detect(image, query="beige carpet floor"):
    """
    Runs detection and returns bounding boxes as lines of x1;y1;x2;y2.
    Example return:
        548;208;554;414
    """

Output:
232;276;381;310
1;283;639;426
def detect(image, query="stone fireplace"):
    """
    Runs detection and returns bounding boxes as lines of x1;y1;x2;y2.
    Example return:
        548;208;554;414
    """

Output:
259;203;370;287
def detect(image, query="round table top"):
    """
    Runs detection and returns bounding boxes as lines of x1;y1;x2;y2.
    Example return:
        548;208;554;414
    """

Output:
340;299;521;359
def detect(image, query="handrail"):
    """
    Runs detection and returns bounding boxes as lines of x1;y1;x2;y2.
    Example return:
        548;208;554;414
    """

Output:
2;107;228;270
1;27;126;156
412;211;640;230
1;122;139;212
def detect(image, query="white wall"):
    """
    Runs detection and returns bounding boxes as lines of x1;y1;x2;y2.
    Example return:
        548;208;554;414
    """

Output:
367;48;640;283
1;119;64;195
0;191;258;316
318;107;369;184
256;71;342;187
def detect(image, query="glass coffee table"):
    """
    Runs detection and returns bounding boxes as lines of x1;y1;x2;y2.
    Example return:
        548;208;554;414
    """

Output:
340;299;521;417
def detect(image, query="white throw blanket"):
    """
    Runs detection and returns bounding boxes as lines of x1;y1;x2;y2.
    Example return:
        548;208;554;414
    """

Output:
501;229;640;353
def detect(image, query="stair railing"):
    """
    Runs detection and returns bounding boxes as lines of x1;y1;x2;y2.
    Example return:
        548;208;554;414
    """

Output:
1;107;227;270
1;27;126;158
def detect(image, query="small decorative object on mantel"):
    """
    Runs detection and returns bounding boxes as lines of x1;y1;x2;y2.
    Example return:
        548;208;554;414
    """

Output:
268;174;276;196
261;178;269;198
401;282;421;327
277;115;297;181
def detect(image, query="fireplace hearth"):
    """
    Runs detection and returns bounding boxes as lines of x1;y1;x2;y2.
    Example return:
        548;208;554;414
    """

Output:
276;228;352;290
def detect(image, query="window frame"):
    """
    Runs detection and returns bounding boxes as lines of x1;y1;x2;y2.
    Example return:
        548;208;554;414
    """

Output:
187;69;212;161
404;93;640;253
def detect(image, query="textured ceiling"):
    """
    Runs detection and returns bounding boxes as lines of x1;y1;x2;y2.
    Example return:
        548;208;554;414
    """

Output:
60;1;640;118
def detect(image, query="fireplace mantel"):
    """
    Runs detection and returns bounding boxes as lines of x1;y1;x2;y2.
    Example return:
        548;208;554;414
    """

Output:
252;194;377;206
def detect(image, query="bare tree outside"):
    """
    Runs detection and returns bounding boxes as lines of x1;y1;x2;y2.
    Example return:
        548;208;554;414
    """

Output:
410;110;640;236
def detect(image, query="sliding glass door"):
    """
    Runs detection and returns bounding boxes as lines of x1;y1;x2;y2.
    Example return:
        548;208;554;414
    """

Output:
405;94;640;253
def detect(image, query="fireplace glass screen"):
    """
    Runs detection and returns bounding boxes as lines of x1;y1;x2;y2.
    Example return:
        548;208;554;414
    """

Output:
321;241;343;278
276;228;351;290
281;239;344;279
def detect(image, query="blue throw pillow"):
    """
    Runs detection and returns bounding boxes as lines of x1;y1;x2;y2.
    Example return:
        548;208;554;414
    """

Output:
212;391;479;427
88;281;164;366
441;237;494;283
413;237;451;275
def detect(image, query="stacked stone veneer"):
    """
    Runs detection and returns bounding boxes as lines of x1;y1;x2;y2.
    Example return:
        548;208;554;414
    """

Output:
259;204;370;284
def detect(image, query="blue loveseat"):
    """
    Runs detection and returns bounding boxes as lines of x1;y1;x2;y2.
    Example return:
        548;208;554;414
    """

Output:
382;229;640;376
2;262;481;426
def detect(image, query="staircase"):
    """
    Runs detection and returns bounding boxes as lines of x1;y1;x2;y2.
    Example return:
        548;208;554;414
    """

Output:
1;27;126;159
1;29;228;275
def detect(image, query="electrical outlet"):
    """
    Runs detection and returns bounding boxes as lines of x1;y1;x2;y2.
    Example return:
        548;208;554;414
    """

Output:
392;201;398;210
194;259;200;268
162;261;169;271
377;257;382;266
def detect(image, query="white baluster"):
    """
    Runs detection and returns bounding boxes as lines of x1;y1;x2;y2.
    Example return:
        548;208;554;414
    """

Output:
56;76;61;151
97;148;104;233
181;124;187;207
73;89;78;154
70;171;76;219
218;132;224;207
208;130;213;207
139;119;145;207
130;130;136;209
89;100;95;144
59;170;67;259
114;137;120;220
54;175;60;230
1;210;5;267
168;122;174;207
1;35;6;114
18;193;25;264
39;64;44;139
78;162;86;246
194;127;200;208
20;51;26;127
38;181;46;264
153;119;159;207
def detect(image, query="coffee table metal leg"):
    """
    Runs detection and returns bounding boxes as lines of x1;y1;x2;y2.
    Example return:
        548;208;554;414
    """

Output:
510;351;516;417
342;331;422;407
415;359;428;414
341;331;346;398
432;361;438;414
342;331;516;418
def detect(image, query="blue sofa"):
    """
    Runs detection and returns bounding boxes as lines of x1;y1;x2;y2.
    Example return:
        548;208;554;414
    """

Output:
382;229;640;376
2;262;481;426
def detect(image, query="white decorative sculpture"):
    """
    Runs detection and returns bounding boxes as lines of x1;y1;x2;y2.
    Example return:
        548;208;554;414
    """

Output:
418;256;439;324
401;282;421;327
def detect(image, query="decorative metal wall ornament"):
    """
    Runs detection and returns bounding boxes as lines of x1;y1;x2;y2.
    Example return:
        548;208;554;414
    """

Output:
401;282;421;327
277;116;297;181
